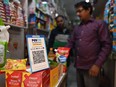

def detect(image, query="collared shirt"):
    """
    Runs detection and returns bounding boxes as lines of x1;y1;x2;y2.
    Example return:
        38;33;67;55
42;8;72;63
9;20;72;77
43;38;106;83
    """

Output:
67;18;112;69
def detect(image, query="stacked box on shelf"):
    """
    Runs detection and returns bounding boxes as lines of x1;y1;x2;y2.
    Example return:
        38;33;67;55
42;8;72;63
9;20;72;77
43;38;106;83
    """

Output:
22;69;50;87
16;6;25;27
9;2;17;25
50;64;59;87
29;0;53;31
13;1;21;26
4;4;10;23
5;0;25;27
3;0;11;23
0;1;6;22
15;0;25;27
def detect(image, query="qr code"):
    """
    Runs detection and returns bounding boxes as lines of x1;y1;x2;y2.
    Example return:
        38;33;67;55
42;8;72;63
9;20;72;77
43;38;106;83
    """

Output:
32;50;45;64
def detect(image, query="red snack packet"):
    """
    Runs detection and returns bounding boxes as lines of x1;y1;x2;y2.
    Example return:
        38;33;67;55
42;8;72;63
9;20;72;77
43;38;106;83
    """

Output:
57;47;70;58
57;47;70;73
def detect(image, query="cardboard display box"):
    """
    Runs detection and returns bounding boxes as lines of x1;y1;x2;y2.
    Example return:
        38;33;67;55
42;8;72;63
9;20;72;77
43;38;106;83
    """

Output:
50;65;59;87
5;69;50;87
50;64;63;87
6;70;23;87
22;69;50;87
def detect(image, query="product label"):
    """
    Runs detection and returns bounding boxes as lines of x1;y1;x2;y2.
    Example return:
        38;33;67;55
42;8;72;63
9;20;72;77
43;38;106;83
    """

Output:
22;72;41;87
6;71;22;87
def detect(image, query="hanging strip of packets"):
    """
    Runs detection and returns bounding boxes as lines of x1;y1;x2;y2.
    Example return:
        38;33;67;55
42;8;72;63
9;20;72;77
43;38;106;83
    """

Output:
104;0;116;52
112;0;116;51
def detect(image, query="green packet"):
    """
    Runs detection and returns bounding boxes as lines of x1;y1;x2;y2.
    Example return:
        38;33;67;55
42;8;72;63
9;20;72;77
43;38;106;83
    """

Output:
0;40;7;68
0;18;4;26
48;59;58;68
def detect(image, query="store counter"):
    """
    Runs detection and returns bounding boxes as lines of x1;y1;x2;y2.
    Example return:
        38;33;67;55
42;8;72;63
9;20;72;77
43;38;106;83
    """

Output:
0;71;67;87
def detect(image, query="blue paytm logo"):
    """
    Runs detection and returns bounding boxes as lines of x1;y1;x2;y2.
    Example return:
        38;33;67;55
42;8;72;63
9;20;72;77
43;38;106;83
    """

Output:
32;39;41;43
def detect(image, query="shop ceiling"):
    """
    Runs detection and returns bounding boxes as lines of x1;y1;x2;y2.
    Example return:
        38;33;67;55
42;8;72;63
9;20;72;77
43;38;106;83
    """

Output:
62;0;108;22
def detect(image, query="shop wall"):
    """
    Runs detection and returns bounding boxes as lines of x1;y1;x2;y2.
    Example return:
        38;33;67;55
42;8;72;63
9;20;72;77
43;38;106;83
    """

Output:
7;28;24;59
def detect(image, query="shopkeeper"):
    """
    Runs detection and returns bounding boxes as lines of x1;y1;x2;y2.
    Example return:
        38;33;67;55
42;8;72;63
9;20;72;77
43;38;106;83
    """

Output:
47;15;70;53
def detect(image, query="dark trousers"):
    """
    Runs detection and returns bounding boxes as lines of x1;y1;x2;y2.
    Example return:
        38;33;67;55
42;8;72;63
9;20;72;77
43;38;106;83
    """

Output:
76;69;100;87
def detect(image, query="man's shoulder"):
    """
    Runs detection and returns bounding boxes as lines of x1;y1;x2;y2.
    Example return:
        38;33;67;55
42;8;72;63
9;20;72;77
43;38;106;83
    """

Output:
94;19;106;25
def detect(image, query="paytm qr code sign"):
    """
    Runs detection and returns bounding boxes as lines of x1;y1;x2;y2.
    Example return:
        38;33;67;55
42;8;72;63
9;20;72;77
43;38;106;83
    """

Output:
32;50;45;64
26;35;49;73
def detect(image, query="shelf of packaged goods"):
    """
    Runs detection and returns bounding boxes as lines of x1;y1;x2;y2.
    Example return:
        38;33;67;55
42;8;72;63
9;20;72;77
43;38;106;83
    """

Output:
4;23;27;29
36;7;51;18
55;73;67;87
29;22;36;25
29;14;46;23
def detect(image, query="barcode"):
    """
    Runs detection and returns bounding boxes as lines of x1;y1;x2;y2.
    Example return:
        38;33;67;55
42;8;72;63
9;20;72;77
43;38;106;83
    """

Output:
32;50;45;64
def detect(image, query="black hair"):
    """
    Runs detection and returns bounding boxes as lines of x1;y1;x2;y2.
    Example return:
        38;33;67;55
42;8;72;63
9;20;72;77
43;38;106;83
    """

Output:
75;1;93;15
55;15;65;21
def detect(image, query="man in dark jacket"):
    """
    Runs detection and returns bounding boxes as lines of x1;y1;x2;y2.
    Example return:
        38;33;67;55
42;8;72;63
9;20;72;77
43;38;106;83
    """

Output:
67;1;112;87
48;15;70;53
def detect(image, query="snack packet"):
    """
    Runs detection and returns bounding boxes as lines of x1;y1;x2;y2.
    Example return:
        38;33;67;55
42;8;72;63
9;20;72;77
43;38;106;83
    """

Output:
56;47;70;73
56;47;70;63
3;59;27;70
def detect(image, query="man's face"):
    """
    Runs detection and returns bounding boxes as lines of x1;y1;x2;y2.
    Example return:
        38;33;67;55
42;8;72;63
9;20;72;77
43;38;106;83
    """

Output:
56;17;64;28
76;6;90;21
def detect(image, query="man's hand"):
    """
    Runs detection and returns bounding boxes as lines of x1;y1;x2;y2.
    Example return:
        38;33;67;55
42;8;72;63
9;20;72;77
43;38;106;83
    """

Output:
89;65;100;77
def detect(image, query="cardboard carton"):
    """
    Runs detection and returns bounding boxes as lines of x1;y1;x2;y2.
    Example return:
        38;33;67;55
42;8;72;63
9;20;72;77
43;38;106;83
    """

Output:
22;69;50;87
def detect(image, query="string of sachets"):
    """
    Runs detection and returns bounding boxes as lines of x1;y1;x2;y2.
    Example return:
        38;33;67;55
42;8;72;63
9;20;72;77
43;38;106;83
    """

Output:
104;0;116;51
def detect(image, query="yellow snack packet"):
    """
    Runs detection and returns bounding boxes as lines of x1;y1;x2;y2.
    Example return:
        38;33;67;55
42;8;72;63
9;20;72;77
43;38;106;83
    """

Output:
4;59;27;70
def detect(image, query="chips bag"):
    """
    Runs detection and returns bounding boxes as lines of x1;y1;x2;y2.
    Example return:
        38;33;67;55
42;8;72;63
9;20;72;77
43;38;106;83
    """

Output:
3;59;27;70
57;47;70;58
56;47;70;72
56;47;70;63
